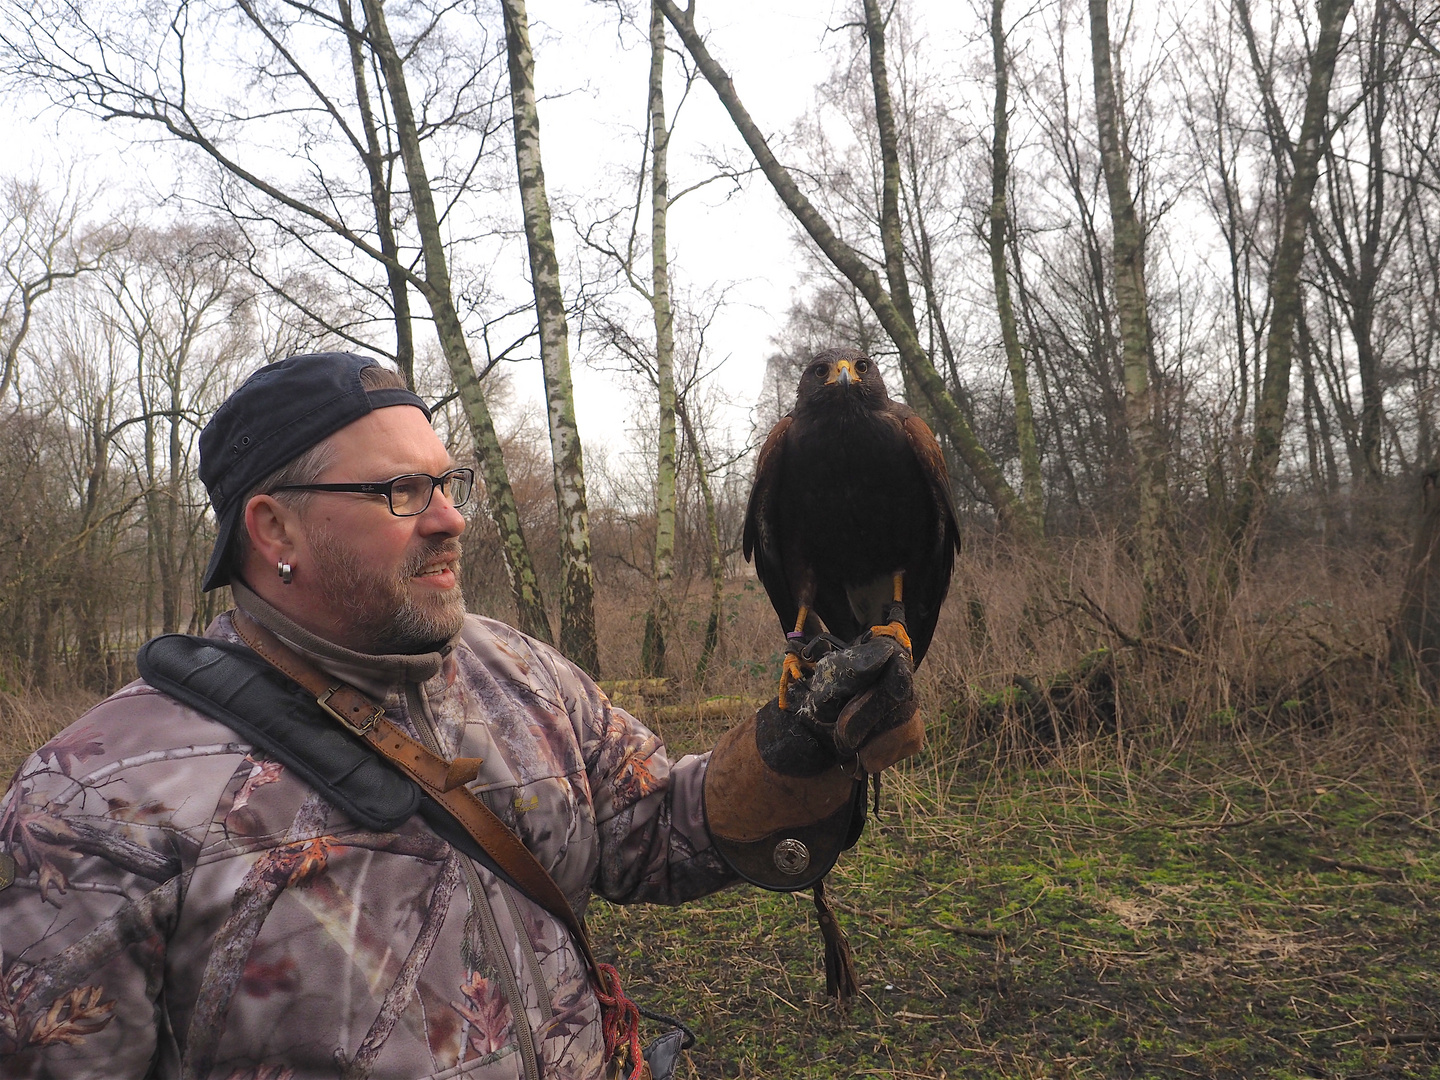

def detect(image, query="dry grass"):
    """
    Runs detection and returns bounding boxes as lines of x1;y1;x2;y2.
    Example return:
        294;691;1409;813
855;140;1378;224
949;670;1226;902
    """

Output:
5;536;1440;1077
0;689;94;782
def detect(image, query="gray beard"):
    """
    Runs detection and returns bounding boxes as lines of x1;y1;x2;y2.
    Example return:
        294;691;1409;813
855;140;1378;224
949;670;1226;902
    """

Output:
308;529;467;654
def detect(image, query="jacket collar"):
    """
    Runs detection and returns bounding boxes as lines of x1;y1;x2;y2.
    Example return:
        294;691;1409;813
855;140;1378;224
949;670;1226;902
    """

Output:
229;580;458;702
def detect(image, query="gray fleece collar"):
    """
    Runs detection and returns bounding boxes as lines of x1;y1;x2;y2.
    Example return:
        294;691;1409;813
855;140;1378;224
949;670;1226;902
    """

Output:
230;580;458;701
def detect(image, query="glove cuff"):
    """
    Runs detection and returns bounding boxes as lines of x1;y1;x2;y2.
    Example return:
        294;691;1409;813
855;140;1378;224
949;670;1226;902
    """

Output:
703;709;865;891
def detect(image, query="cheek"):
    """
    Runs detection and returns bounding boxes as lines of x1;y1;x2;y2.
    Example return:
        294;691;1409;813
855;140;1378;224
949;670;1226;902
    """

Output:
373;527;421;569
321;521;416;574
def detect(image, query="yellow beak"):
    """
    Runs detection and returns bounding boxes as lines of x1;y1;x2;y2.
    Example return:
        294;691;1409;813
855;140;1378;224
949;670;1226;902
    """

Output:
826;359;855;386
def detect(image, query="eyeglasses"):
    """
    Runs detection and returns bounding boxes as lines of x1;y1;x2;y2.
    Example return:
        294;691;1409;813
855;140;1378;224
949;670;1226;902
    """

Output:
270;467;475;517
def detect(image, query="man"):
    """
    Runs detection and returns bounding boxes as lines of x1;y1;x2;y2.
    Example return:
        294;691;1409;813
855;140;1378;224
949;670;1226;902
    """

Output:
0;353;921;1079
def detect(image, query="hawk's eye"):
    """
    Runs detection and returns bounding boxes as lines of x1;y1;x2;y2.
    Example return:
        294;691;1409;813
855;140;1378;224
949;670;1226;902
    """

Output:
812;363;828;378
855;359;871;373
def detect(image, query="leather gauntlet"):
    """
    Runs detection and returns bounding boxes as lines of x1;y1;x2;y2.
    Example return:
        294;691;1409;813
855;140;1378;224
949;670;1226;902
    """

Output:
703;636;923;890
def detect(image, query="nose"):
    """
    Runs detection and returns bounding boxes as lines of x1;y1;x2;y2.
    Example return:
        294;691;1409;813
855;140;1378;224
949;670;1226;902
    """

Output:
419;483;467;537
835;360;853;385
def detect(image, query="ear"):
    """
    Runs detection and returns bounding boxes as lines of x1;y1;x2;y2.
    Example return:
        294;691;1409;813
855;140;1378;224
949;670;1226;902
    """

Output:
243;494;303;568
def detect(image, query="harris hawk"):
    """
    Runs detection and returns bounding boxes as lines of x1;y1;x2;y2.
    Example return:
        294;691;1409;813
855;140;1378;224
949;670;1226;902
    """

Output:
744;346;961;706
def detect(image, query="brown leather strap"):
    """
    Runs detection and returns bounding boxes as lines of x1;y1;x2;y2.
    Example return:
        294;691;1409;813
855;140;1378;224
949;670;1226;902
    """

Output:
230;610;604;980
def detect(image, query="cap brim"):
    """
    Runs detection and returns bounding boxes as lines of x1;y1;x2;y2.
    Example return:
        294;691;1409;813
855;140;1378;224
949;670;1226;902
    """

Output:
201;499;245;592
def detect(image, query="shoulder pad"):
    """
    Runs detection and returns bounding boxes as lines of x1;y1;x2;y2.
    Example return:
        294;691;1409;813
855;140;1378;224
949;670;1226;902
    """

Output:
137;635;420;832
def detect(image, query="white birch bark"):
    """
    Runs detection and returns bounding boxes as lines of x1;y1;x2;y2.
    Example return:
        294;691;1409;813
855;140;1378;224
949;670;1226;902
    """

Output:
500;0;599;674
643;0;677;679
361;0;554;645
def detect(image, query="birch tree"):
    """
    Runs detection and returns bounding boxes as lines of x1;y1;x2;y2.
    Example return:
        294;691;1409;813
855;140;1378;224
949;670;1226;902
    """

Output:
1225;0;1355;555
642;0;678;678
1;0;557;642
657;0;1037;539
499;0;599;673
1088;0;1186;630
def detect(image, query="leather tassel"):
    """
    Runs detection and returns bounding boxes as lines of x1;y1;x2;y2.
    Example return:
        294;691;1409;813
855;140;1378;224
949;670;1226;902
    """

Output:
812;877;859;1002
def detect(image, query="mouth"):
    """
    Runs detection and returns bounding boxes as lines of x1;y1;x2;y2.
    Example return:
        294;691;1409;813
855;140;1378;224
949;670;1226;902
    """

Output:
412;557;458;587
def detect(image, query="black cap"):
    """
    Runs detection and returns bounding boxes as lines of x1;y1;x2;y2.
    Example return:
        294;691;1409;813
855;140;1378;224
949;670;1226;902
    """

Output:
199;352;432;591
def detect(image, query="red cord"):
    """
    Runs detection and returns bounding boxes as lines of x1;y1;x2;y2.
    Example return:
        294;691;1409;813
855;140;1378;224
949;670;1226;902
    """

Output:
593;961;643;1080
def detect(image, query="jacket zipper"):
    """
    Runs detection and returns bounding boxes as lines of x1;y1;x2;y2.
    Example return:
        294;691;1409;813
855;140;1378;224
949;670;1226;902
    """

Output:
406;685;542;1080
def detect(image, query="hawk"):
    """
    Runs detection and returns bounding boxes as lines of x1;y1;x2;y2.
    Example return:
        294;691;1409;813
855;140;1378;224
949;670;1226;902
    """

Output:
744;346;961;704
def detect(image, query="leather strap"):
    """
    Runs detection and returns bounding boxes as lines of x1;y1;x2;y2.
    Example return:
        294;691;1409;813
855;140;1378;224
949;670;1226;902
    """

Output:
229;610;606;982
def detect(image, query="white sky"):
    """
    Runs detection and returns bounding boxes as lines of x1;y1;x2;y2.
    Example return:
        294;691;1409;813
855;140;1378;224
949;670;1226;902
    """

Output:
1;1;979;472
536;1;836;460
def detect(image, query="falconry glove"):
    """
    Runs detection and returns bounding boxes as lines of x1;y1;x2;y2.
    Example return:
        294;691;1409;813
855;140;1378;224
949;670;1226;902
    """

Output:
703;633;923;892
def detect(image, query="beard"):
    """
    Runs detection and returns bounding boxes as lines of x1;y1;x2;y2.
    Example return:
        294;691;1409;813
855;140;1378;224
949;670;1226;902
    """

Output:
307;529;467;654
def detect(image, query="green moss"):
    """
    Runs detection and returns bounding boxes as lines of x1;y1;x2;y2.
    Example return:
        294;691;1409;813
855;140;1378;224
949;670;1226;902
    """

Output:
589;739;1440;1078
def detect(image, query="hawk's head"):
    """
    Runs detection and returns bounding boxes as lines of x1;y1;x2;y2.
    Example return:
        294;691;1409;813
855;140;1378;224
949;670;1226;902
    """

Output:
794;347;890;413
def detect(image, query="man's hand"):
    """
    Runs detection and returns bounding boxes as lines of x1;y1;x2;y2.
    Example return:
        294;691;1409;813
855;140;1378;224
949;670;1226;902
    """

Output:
758;634;924;778
703;632;924;891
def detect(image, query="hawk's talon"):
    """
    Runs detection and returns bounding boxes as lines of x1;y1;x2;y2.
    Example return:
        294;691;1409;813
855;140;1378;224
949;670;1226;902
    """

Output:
778;651;809;710
870;620;912;655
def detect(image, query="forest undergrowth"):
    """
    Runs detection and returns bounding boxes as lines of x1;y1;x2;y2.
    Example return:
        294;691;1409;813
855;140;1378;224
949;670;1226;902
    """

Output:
3;535;1439;1077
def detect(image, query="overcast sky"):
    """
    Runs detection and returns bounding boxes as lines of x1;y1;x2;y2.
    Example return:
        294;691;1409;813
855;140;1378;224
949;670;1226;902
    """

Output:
2;1;974;470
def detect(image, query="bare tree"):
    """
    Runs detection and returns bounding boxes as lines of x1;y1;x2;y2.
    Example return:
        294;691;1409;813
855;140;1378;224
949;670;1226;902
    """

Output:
1226;0;1355;555
0;176;117;403
1088;0;1186;630
657;0;1037;539
2;0;557;643
641;0;679;678
1310;0;1419;485
988;0;1045;523
499;0;599;672
103;225;249;635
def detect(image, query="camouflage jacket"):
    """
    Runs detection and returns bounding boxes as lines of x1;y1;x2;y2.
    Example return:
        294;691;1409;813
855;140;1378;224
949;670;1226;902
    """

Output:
0;591;734;1079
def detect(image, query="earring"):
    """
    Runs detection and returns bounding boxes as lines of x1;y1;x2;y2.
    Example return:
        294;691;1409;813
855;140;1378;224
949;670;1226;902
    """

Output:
277;560;293;585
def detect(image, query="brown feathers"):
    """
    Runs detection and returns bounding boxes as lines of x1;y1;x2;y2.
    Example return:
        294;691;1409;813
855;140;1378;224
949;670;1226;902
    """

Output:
744;347;960;664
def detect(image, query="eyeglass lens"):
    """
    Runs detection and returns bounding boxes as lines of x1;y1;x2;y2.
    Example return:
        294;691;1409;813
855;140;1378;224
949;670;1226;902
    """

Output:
390;471;473;515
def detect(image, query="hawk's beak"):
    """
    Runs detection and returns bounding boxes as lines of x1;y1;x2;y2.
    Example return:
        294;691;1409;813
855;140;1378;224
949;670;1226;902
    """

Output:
827;359;856;386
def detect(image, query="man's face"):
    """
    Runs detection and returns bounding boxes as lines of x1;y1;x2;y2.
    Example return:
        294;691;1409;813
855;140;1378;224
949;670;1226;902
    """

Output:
282;406;468;654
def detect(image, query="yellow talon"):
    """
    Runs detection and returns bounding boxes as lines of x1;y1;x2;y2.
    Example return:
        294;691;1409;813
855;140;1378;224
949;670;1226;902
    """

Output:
778;652;807;710
871;621;912;655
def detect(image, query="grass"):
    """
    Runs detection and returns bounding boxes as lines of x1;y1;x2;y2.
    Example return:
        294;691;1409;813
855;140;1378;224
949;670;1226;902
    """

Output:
591;720;1440;1079
6;535;1440;1076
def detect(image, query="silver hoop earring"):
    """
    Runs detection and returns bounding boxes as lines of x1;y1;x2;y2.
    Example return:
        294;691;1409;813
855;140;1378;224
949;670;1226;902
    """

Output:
277;560;293;585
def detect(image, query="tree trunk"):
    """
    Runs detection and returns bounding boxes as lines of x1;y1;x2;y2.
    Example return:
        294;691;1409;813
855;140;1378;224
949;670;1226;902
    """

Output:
642;0;677;679
361;0;553;645
500;0;599;674
988;0;1044;525
1226;0;1355;554
162;361;183;634
1089;0;1186;633
859;0;944;436
1313;0;1409;488
337;0;415;388
678;400;723;687
860;0;916;332
659;0;1035;540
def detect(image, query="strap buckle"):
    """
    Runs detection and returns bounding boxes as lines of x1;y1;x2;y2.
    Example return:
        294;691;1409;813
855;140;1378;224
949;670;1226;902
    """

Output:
318;686;385;736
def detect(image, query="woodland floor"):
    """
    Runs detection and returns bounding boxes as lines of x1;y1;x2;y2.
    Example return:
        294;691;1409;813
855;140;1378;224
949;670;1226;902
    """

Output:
591;707;1440;1080
6;543;1440;1077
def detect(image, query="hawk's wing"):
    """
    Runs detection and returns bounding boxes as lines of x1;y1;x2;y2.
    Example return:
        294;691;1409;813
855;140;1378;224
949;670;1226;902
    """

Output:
901;413;962;663
902;414;962;555
743;415;800;635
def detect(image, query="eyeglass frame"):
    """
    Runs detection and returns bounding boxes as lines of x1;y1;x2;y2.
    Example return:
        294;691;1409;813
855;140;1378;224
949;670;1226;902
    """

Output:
268;467;475;517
